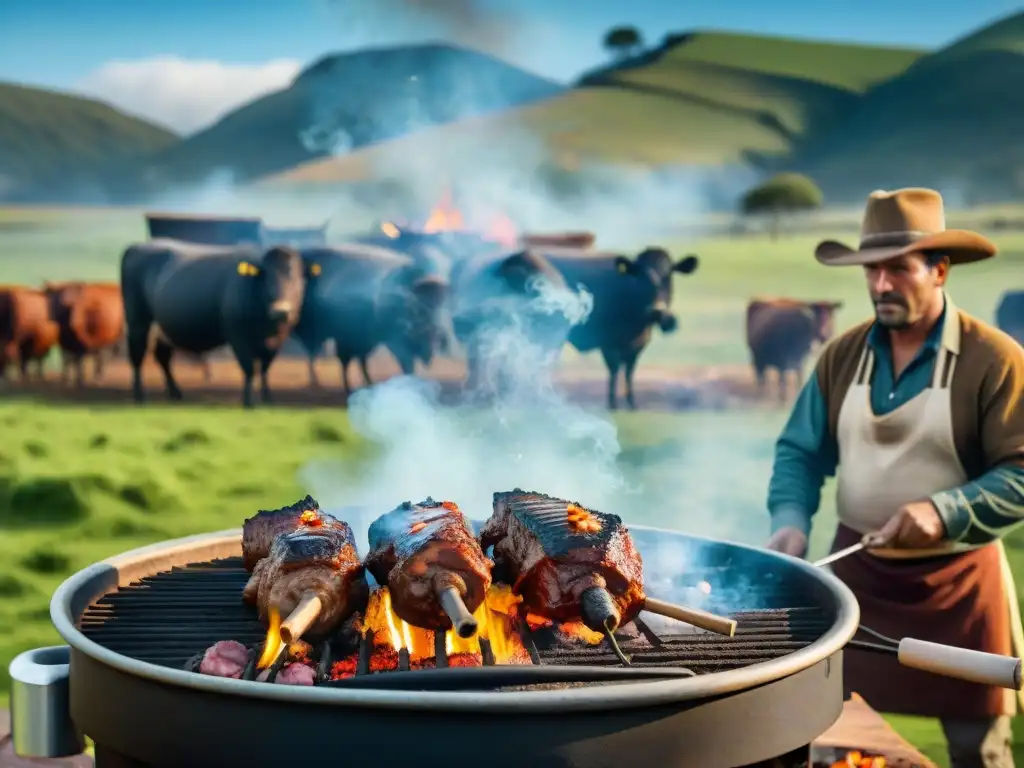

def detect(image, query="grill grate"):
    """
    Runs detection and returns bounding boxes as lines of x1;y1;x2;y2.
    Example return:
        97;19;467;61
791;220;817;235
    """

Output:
79;558;831;675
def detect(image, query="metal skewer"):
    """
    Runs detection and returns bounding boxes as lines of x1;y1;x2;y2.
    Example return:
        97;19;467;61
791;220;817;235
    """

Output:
813;541;865;567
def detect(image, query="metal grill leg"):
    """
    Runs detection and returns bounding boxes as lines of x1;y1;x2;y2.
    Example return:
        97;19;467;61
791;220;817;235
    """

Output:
93;744;153;767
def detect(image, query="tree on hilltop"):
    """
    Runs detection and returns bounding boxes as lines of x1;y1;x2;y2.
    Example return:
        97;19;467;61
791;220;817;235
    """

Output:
603;26;645;60
741;173;823;240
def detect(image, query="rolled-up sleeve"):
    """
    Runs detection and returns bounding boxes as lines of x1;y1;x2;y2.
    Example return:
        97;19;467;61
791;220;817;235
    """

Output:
767;371;839;535
931;344;1024;543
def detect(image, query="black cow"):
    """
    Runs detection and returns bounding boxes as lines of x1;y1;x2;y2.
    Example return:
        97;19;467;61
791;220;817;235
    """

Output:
543;247;699;409
745;297;842;401
449;249;580;394
293;245;450;394
121;239;316;407
995;290;1024;347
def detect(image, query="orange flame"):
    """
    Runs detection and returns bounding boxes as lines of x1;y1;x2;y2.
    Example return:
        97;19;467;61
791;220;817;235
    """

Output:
831;751;886;767
257;607;283;669
359;586;529;666
422;189;464;233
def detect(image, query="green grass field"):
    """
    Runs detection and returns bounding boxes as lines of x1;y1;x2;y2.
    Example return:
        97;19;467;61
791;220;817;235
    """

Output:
0;205;1023;765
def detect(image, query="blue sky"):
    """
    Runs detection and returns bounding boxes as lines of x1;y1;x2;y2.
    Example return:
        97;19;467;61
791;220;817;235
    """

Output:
0;0;1019;134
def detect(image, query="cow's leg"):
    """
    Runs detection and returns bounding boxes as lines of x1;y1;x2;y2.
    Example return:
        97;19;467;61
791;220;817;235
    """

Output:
258;352;276;404
153;339;183;401
307;354;320;389
359;357;374;388
600;347;622;410
94;350;106;381
337;354;352;395
622;349;644;411
17;341;32;381
127;325;151;403
70;354;85;388
777;368;789;403
233;348;257;409
201;357;213;383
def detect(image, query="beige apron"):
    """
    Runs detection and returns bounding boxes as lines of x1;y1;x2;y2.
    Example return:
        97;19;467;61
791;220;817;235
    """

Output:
832;339;1024;715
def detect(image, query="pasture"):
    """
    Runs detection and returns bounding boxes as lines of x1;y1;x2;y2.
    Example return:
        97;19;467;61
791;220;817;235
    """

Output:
0;205;1023;765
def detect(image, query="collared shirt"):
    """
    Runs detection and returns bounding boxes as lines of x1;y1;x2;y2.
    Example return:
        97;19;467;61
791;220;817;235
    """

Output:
767;294;1024;543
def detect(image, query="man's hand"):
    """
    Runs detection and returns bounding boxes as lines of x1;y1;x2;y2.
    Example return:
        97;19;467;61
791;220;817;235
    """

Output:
765;526;808;558
862;500;947;549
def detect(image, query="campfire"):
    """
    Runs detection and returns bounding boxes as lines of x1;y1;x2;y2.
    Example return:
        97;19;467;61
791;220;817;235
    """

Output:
379;187;519;248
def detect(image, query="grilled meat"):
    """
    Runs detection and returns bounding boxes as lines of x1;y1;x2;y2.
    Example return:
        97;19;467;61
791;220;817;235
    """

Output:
242;512;369;638
480;489;645;631
241;495;348;571
365;498;492;632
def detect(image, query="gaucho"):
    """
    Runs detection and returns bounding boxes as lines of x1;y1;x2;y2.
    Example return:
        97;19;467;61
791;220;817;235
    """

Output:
120;239;318;407
766;188;1024;768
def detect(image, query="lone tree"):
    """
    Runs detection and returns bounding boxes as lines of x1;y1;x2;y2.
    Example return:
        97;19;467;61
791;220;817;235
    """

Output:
740;173;823;240
603;26;644;60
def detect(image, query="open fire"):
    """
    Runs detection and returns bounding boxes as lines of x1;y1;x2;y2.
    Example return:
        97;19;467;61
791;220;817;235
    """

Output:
380;186;519;247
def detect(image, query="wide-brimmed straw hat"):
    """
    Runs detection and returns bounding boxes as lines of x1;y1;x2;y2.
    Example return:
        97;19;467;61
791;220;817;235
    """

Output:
815;188;997;266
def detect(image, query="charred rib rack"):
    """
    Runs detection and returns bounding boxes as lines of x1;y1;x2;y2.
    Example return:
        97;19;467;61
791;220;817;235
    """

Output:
242;507;369;648
365;498;492;637
481;489;645;634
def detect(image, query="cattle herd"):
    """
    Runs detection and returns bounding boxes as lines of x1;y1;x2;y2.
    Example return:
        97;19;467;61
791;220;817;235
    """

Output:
2;222;1022;410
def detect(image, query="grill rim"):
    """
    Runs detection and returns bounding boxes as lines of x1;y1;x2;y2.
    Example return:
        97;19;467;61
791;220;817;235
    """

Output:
51;525;860;713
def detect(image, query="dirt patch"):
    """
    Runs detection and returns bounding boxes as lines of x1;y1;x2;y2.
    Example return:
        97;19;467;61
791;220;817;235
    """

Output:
0;355;769;412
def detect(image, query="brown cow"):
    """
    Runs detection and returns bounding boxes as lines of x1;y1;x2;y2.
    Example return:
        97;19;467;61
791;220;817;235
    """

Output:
0;286;60;380
43;281;125;386
745;297;843;401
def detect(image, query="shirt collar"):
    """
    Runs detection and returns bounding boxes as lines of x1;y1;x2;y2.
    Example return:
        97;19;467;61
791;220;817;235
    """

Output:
867;292;960;355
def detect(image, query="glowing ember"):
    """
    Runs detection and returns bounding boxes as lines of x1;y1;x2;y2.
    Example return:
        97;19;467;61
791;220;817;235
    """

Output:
409;522;427;534
831;752;886;767
380;221;401;239
697;580;712;595
299;510;322;527
257;607;283;669
566;503;601;534
557;621;604;645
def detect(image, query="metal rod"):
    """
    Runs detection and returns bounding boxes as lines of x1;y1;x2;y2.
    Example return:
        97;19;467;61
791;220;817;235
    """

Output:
438;586;478;639
434;632;448;668
321;663;697;691
813;542;865;568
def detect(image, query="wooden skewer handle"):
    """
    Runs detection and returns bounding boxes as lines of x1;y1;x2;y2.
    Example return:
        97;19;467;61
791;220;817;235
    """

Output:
280;592;323;645
643;597;737;638
898;638;1022;690
439;586;478;639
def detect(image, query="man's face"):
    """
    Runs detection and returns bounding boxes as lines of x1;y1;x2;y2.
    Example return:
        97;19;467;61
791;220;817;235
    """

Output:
863;252;947;329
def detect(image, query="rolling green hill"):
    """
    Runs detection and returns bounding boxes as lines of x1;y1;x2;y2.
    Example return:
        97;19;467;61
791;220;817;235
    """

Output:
789;11;1024;202
132;43;565;191
262;31;924;187
0;82;179;203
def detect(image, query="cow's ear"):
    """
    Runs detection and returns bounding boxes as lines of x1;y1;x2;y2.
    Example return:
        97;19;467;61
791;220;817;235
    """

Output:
673;255;699;274
237;261;260;276
614;256;634;275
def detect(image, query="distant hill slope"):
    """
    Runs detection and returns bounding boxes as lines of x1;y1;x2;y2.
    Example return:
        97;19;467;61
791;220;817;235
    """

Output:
135;43;565;190
265;31;924;186
0;82;179;202
789;11;1024;202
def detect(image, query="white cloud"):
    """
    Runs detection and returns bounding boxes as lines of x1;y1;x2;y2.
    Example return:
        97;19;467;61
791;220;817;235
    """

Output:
74;56;303;136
